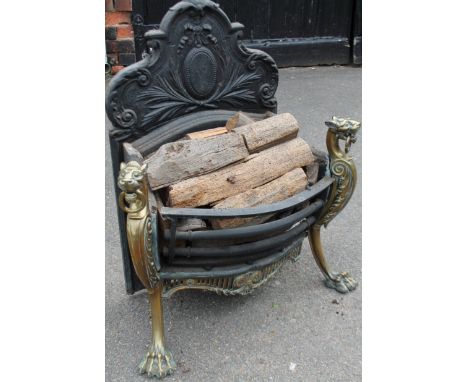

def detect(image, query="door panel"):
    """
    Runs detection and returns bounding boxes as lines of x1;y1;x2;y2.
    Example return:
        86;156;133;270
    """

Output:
132;0;361;67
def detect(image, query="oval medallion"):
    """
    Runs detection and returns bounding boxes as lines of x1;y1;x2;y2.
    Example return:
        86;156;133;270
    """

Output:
183;47;217;99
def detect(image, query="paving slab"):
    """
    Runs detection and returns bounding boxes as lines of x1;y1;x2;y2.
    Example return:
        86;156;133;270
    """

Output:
106;66;362;382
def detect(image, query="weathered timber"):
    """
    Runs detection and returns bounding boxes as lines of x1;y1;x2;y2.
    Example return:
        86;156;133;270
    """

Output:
123;142;144;163
167;137;314;208
211;168;308;229
177;218;207;231
184;112;256;140
184;127;227;140
144;133;249;190
225;111;255;131
234;112;299;152
224;114;237;131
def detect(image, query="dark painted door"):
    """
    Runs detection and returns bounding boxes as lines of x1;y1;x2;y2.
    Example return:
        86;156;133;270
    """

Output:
132;0;362;67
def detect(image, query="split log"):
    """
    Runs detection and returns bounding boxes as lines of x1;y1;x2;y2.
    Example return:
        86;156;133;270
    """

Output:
233;112;300;152
144;133;249;190
184;112;255;140
184;127;227;140
225;111;255;131
167;137;314;208
123;142;144;163
211;168;308;229
132;111;274;157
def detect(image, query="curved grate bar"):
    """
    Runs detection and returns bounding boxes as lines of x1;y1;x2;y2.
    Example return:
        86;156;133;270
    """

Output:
160;176;333;219
162;215;315;258
162;199;324;242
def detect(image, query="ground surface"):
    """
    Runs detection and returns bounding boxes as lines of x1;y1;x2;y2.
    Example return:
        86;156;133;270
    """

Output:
106;66;362;382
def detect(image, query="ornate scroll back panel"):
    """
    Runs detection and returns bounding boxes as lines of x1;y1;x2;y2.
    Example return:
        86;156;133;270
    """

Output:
106;0;279;142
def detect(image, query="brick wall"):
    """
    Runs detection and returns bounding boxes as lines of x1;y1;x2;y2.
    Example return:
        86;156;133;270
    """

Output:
105;0;135;74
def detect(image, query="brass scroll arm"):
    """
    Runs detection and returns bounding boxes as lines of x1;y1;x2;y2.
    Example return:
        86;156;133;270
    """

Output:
308;117;361;294
319;116;361;227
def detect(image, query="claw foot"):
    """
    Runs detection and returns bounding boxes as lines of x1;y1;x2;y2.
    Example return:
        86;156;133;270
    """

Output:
324;272;358;293
138;345;176;379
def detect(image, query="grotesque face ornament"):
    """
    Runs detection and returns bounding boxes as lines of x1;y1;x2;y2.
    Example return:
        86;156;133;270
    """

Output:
118;161;148;194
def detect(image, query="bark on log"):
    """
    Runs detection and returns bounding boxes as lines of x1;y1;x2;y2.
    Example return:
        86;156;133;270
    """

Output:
234;112;300;152
132;111;274;157
211;168;308;229
167;137;314;208
144;133;249;190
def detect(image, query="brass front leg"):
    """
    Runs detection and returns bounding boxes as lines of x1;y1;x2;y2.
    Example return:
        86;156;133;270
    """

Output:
118;161;176;378
308;117;361;293
138;284;176;378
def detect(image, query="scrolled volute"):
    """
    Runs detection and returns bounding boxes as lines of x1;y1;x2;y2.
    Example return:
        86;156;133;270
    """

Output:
318;117;361;228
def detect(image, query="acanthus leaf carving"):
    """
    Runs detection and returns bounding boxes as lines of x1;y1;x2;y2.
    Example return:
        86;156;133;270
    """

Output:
106;0;279;141
107;68;153;140
136;65;262;130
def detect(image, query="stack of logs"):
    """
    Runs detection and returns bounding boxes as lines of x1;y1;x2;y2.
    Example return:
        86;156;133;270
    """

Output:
123;112;323;230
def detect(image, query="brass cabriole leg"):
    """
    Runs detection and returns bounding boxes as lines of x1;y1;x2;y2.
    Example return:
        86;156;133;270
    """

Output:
309;117;361;294
308;225;357;293
117;161;176;379
138;283;176;378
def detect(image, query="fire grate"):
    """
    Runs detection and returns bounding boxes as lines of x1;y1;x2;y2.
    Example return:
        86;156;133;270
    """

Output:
106;1;360;378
